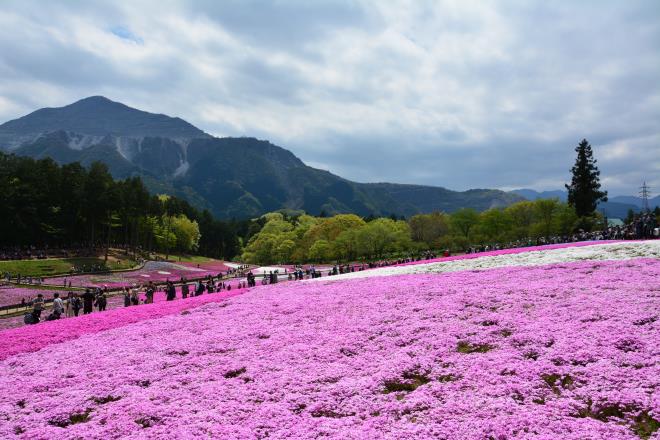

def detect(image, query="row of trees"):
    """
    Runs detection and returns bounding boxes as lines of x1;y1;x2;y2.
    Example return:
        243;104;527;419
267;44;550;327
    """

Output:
409;199;581;251
241;213;413;264
240;196;590;265
0;153;243;259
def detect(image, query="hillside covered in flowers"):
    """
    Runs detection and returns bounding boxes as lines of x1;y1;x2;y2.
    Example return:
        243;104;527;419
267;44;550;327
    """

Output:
0;241;658;439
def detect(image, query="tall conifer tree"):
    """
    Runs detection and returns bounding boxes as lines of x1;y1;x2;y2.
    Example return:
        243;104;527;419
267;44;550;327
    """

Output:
565;139;607;217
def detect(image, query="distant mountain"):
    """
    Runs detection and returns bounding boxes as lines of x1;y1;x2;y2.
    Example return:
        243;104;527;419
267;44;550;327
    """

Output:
510;189;567;201
511;189;659;219
0;96;523;218
608;195;660;208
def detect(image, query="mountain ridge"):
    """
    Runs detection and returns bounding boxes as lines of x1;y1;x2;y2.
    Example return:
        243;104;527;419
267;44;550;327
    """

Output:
1;96;524;218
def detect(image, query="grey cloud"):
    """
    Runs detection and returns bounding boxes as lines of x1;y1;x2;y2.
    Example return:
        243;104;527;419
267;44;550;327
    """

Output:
0;0;658;196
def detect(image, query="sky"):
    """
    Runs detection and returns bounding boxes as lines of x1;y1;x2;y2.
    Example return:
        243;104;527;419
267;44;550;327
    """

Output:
0;0;658;196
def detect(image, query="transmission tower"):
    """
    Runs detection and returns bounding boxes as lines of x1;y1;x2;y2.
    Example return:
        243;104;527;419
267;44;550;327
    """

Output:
639;181;651;213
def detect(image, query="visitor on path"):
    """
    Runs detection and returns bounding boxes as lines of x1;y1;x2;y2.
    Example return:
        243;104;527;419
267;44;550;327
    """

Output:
52;293;64;318
72;294;82;317
82;289;94;315
166;282;176;301
32;293;44;322
181;280;189;299
145;282;155;304
65;292;75;317
95;292;107;312
123;288;131;307
130;285;139;306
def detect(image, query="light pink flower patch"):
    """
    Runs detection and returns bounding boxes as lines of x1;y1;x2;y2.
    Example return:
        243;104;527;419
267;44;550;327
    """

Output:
0;257;657;439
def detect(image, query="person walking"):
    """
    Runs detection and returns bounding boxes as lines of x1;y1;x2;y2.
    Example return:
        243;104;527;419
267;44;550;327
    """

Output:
72;294;82;317
95;291;107;312
130;284;139;305
65;292;75;317
145;284;154;304
52;293;64;318
166;281;176;301
32;293;45;322
123;288;131;307
82;289;94;315
181;280;189;299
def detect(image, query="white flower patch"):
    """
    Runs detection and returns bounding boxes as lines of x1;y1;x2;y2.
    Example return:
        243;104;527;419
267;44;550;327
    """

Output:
314;241;660;282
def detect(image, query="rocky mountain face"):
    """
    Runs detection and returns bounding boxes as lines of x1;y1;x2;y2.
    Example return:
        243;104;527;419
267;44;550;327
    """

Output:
0;96;523;218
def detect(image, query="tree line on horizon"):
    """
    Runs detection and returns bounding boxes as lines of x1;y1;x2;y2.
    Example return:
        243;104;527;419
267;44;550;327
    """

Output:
0;139;636;264
239;197;592;265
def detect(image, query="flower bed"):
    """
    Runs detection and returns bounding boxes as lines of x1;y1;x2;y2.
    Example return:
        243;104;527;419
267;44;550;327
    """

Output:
0;287;245;361
0;286;73;308
0;255;658;439
44;261;225;288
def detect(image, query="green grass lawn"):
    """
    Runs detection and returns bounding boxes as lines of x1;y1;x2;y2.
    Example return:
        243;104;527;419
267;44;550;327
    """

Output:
0;257;137;277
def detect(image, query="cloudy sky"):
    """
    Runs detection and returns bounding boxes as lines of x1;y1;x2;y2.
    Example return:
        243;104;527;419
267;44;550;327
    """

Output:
0;0;658;196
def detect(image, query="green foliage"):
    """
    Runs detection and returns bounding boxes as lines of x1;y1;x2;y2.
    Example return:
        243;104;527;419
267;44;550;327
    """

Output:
409;212;449;247
241;213;414;264
240;198;583;264
565;139;608;217
450;208;480;239
0;152;244;260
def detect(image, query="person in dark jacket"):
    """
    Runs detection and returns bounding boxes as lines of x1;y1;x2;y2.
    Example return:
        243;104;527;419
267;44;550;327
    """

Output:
72;294;82;316
82;289;94;315
166;282;176;301
95;292;107;311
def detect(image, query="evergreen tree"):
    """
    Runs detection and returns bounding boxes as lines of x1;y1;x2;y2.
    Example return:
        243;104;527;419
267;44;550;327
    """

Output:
565;139;607;217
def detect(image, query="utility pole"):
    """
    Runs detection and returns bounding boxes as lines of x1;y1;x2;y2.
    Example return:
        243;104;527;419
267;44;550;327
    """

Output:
639;181;651;213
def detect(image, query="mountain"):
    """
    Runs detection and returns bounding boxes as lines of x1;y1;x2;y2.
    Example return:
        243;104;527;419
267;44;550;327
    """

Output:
0;96;523;218
511;189;659;219
510;189;568;202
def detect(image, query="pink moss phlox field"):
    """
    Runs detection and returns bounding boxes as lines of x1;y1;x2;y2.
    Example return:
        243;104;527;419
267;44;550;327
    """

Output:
0;258;657;439
0;288;245;361
396;240;623;267
0;287;73;308
44;261;228;288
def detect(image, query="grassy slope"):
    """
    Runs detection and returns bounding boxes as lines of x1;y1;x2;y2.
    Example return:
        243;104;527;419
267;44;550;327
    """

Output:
0;257;137;277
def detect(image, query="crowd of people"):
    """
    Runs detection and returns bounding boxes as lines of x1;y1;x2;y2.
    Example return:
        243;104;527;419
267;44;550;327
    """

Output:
20;273;252;325
464;218;659;254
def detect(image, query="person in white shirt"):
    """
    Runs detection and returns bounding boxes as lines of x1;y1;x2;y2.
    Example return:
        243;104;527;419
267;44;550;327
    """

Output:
52;293;64;318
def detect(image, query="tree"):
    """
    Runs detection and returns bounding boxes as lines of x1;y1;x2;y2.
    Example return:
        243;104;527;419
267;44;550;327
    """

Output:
478;209;512;242
408;212;449;246
532;199;560;237
565;139;607;217
450;208;480;239
308;239;331;262
170;215;201;252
